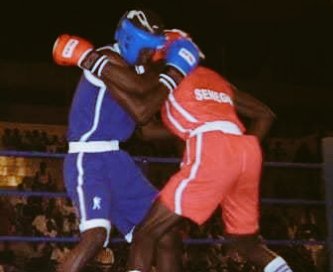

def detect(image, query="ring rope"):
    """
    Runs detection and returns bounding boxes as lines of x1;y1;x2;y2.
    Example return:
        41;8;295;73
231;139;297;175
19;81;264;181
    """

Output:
0;236;325;246
0;150;323;168
0;190;325;206
0;149;325;250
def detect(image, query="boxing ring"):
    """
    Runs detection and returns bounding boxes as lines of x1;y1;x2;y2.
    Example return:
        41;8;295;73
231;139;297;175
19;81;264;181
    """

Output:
0;137;332;270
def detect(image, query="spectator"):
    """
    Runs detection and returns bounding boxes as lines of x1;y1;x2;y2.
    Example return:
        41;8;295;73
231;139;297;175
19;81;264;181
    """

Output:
269;140;288;161
32;212;48;236
40;132;50;150
294;141;315;162
50;244;70;269
46;134;60;153
11;129;23;150
56;135;68;153
2;128;15;150
32;161;54;191
20;130;33;151
0;197;15;235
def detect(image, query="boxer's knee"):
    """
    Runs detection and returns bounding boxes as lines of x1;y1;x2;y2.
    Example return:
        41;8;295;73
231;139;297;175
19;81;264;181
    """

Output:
81;227;107;248
157;228;181;251
132;223;156;246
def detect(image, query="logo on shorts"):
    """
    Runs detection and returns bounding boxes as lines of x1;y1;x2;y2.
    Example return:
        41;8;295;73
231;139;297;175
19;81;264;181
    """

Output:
92;196;102;210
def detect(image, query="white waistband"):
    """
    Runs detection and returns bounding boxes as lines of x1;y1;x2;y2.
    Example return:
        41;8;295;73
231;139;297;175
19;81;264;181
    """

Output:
68;141;119;153
190;121;243;137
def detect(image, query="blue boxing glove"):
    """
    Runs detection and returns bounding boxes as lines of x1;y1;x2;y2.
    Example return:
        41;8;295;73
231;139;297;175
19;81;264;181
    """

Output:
165;38;201;76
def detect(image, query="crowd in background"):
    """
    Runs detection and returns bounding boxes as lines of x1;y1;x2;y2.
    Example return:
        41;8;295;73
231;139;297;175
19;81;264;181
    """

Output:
1;128;67;153
0;126;329;271
0;125;326;162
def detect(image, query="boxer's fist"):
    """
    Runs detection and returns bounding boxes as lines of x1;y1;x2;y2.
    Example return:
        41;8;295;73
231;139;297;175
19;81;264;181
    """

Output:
165;29;189;43
165;29;205;60
152;29;186;62
165;38;201;75
52;34;93;67
153;29;204;62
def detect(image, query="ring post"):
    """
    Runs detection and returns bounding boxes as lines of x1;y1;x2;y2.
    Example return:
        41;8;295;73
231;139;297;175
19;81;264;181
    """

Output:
323;137;333;272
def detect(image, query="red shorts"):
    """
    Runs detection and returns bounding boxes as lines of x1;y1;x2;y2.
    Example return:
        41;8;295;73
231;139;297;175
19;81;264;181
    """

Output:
159;132;262;235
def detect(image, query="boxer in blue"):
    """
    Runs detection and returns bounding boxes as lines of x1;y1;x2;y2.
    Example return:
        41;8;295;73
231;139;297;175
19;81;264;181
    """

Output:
56;9;183;272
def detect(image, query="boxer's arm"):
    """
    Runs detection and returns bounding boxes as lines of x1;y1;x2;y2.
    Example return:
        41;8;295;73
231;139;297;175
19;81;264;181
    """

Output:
96;37;201;96
52;34;200;123
138;118;174;141
51;34;164;97
52;34;193;96
106;80;168;125
233;87;276;141
99;63;161;96
94;38;201;123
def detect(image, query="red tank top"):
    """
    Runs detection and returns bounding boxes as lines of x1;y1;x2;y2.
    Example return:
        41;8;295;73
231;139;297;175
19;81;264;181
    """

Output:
161;66;245;140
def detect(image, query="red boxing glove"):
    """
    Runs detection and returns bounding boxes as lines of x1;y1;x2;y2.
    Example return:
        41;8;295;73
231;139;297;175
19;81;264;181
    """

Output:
52;34;94;67
164;29;205;60
152;29;204;62
152;29;187;62
165;29;190;41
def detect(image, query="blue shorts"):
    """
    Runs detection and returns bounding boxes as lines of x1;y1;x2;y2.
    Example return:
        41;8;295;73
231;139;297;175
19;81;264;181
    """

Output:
63;149;157;243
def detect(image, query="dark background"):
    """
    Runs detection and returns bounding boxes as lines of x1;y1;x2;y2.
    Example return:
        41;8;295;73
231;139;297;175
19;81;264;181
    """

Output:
1;0;333;136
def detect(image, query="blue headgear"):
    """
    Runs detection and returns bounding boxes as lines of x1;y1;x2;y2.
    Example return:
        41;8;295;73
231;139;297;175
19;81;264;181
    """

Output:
115;18;166;65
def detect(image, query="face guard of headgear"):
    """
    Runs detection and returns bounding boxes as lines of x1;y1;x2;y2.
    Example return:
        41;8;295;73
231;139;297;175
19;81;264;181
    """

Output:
115;11;166;65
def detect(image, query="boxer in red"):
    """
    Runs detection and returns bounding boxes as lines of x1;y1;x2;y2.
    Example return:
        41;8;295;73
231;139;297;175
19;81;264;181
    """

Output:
126;67;293;272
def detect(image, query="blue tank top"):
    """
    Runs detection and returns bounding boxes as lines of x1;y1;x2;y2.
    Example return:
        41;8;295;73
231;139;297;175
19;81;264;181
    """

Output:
67;70;136;142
